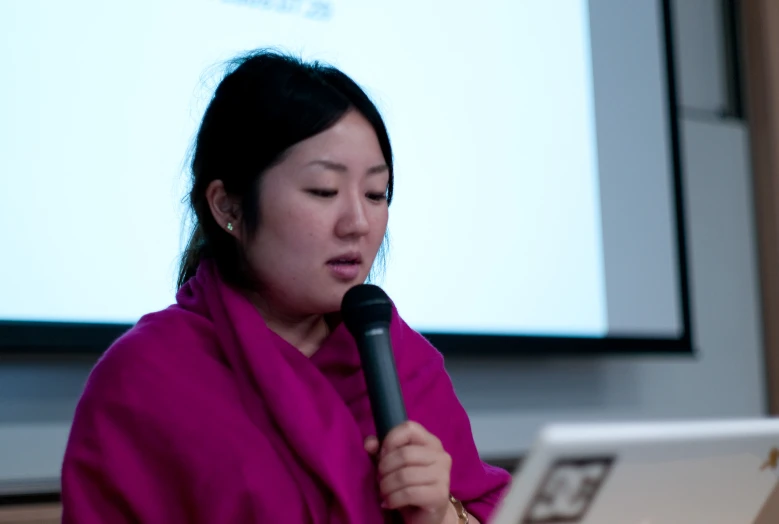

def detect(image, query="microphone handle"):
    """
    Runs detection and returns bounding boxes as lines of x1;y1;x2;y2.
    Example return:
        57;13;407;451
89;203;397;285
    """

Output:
357;324;407;441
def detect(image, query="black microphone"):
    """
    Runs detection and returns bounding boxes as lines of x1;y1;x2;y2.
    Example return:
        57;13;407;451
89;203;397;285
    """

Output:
341;284;408;441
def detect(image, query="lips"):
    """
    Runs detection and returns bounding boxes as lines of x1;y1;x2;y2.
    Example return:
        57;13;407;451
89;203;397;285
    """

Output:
327;252;363;281
326;252;363;265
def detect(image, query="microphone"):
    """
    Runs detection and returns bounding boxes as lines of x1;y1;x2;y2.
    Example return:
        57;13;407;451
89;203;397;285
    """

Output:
341;284;408;441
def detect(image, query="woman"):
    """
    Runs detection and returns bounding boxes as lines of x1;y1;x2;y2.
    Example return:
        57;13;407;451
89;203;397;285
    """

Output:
61;50;511;523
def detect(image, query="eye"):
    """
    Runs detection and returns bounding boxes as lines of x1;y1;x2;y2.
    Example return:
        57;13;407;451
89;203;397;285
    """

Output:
307;189;337;198
366;192;387;202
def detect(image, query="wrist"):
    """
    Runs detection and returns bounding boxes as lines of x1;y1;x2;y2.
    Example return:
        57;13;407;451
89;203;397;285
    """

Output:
443;503;461;524
446;495;469;524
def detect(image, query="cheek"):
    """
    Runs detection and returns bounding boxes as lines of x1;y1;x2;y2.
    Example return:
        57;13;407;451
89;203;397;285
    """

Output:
257;203;326;263
247;227;314;289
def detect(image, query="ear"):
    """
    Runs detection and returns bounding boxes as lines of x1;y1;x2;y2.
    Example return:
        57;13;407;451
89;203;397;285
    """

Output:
205;180;242;238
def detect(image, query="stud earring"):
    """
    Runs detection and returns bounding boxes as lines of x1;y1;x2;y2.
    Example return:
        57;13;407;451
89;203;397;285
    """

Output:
226;222;234;232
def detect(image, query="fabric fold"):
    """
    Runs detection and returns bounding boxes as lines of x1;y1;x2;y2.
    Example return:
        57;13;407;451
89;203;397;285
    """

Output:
61;259;511;523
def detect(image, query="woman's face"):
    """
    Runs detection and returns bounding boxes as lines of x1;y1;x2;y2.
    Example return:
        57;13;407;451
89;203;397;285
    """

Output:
245;110;390;317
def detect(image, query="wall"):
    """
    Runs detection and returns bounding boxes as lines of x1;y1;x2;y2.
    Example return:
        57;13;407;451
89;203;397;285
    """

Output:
453;0;767;457
0;0;768;490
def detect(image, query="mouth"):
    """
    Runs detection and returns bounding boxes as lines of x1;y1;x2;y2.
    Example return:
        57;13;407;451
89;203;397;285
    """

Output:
326;252;363;266
326;252;363;281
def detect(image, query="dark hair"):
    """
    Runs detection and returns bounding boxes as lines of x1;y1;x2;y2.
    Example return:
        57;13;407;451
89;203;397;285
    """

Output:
177;50;394;289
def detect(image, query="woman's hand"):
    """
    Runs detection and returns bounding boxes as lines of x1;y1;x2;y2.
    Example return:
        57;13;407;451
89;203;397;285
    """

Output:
364;421;459;524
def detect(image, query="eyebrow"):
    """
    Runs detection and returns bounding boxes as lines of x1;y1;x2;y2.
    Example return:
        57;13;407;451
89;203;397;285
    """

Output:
307;159;389;175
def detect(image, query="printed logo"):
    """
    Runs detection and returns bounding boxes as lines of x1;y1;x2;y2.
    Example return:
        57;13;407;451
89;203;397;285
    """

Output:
521;456;614;523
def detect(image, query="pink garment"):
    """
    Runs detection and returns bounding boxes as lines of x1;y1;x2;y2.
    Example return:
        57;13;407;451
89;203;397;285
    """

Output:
61;260;511;523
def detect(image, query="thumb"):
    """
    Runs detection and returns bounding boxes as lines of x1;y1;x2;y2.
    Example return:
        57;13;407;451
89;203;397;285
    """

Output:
364;435;380;455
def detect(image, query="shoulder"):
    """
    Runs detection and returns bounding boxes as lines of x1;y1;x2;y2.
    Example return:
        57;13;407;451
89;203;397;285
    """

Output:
113;304;215;360
62;310;303;521
68;304;250;457
79;305;225;411
389;305;446;380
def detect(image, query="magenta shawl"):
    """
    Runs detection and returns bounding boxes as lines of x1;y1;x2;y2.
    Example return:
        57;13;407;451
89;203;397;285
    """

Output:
61;260;511;523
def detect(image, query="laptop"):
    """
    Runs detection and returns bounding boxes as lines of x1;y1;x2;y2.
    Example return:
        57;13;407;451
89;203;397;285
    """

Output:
491;418;779;524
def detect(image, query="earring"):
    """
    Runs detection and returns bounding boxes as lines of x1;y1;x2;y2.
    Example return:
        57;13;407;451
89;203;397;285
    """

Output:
226;222;234;232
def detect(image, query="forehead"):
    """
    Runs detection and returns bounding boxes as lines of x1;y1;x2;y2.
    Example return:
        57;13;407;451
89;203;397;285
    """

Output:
283;110;384;166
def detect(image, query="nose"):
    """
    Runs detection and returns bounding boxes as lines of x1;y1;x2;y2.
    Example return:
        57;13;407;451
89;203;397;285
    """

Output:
335;189;371;239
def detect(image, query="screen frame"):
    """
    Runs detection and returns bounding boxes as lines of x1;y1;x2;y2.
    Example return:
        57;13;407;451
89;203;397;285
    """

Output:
0;0;693;356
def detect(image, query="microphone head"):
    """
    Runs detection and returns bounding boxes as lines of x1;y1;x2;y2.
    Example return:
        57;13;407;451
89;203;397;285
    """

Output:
341;284;392;336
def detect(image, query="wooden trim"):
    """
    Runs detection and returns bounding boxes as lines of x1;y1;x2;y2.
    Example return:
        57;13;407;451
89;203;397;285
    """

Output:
0;504;61;524
742;0;779;414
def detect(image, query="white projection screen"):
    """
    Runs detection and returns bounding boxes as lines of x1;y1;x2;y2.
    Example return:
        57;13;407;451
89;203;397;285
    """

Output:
0;0;692;354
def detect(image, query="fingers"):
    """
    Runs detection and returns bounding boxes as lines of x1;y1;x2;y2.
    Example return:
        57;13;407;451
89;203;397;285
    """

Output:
379;465;438;498
378;444;438;477
364;435;380;455
382;483;450;511
381;421;443;457
371;422;452;515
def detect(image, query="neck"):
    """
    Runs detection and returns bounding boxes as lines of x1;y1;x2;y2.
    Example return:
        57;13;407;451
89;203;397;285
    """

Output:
247;292;330;358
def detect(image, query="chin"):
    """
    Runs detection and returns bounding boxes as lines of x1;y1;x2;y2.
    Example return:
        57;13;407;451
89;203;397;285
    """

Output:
318;285;355;314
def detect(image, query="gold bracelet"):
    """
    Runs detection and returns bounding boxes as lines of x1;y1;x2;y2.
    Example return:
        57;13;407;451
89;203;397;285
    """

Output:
449;494;469;523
